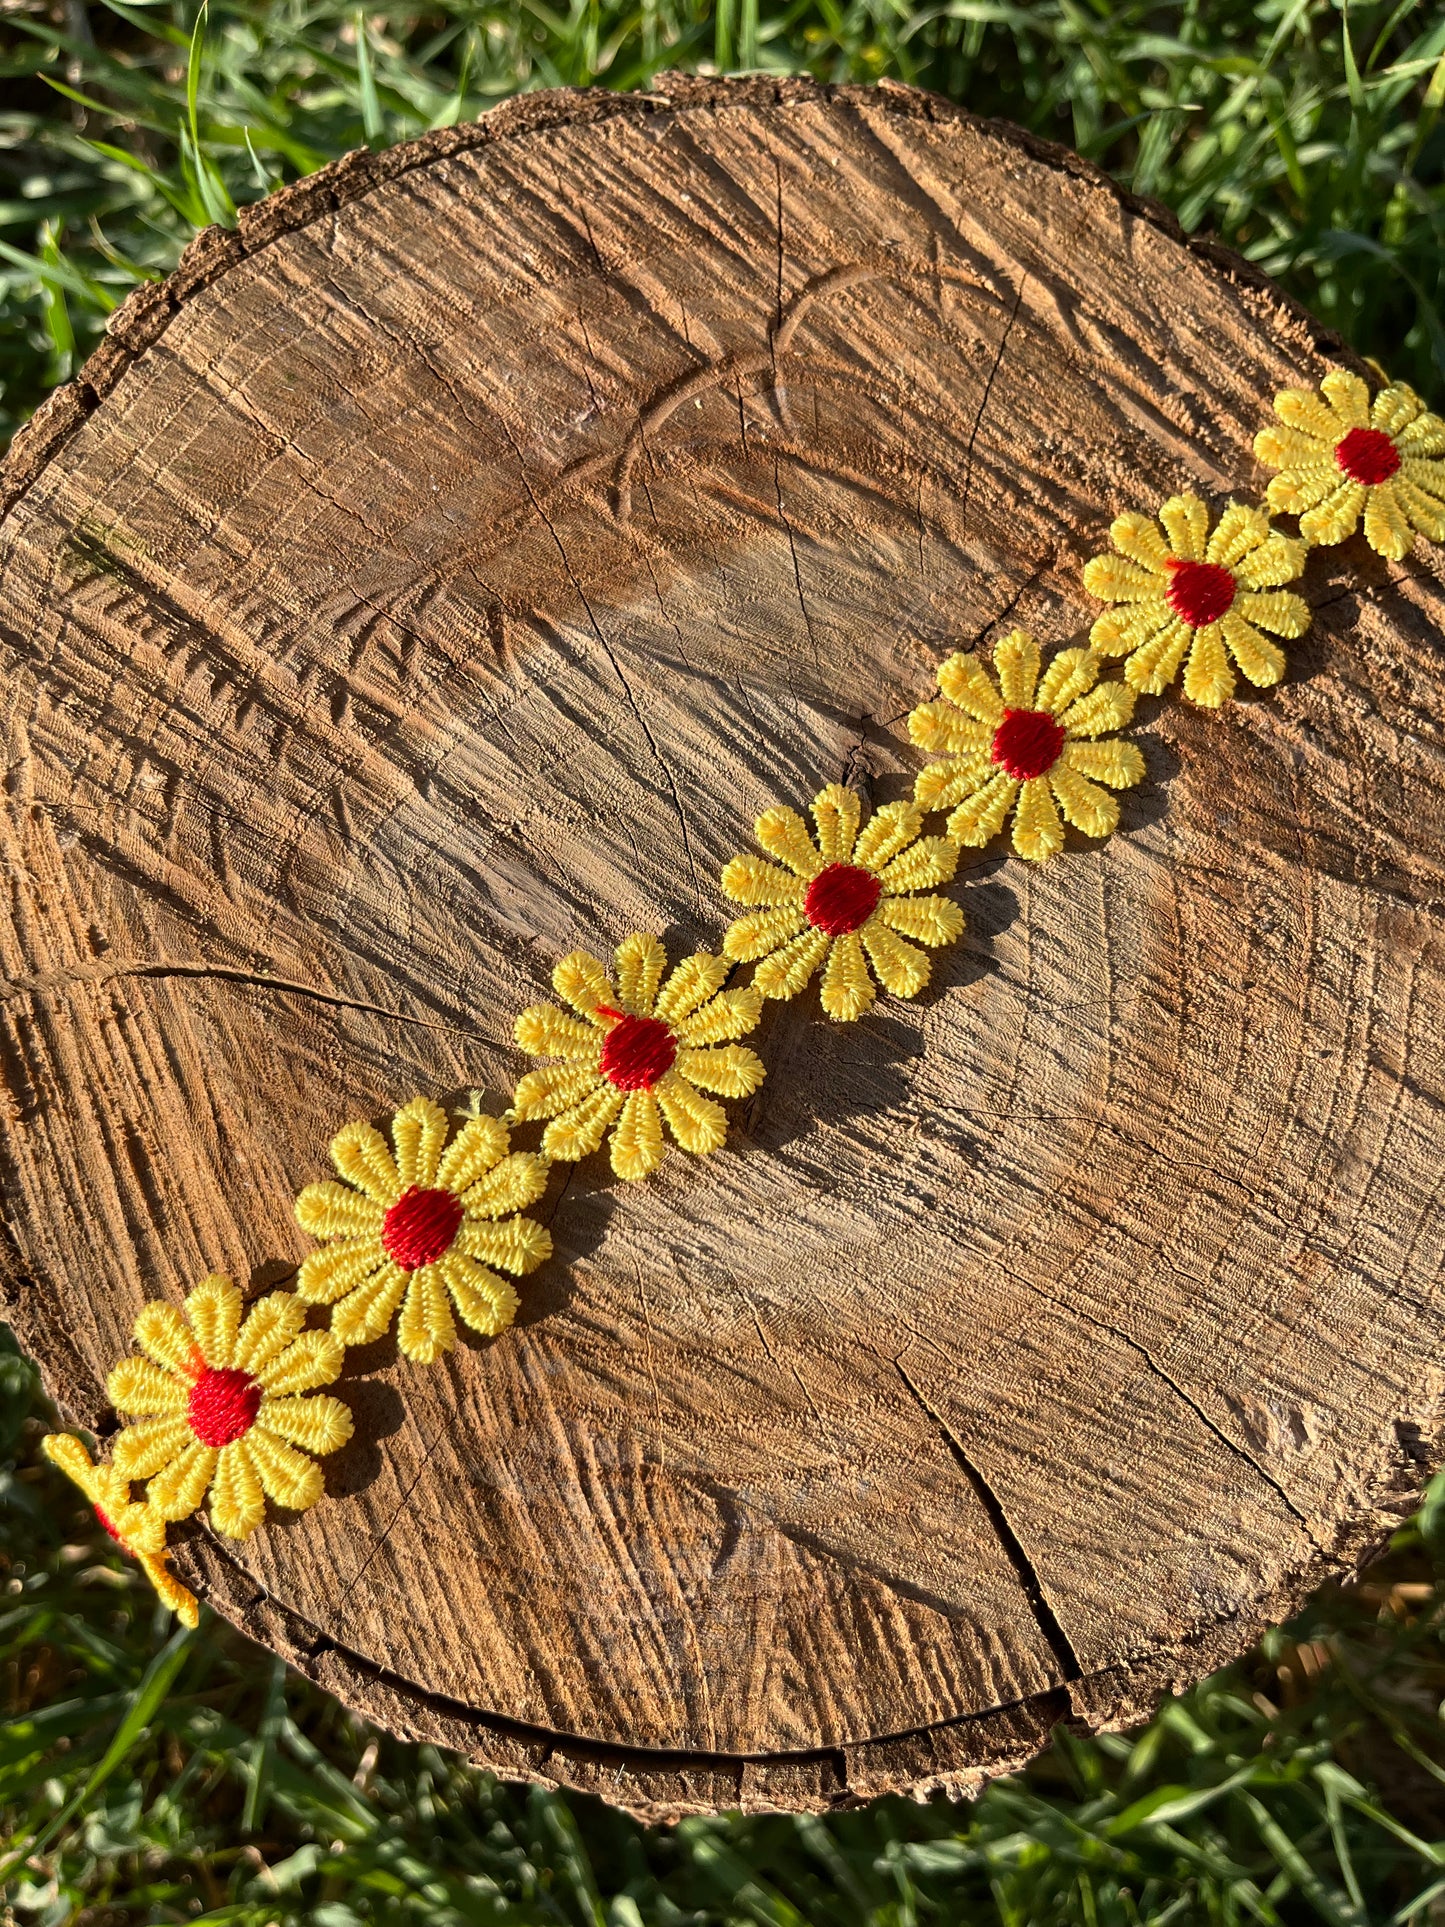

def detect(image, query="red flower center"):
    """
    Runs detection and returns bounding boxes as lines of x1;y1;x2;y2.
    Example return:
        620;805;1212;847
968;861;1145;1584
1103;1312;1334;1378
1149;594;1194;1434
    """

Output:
94;1505;121;1543
991;708;1065;780
188;1366;262;1448
1164;557;1237;628
1335;424;1401;486
381;1186;463;1271
804;863;882;936
598;1009;677;1090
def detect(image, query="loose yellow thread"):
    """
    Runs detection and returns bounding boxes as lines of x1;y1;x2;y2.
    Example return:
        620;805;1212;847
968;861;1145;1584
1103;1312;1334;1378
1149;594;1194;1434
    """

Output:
105;1274;352;1542
295;1094;552;1362
1254;369;1445;558
512;931;765;1181
1082;493;1309;707
908;630;1145;864
719;782;965;1023
42;1433;199;1627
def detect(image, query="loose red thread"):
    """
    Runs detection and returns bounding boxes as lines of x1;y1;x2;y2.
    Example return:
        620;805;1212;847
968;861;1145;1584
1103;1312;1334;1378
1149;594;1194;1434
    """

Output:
94;1507;120;1543
991;708;1066;780
188;1366;263;1448
804;863;882;936
1334;425;1402;486
597;1007;678;1090
1164;557;1237;627
382;1186;464;1270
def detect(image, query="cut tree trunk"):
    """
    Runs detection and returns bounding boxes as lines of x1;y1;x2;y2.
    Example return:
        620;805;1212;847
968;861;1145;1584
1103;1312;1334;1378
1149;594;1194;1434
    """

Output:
3;75;1445;1821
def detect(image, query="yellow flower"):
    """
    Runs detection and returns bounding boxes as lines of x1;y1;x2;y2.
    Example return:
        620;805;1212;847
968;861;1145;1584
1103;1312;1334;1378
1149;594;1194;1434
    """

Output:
106;1275;352;1541
908;631;1144;863
295;1096;551;1361
719;782;964;1022
1254;369;1445;558
513;933;765;1180
42;1433;199;1627
1082;494;1309;706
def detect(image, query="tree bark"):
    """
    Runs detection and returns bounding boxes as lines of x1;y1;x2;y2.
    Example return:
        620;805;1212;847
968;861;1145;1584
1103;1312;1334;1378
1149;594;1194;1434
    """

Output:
3;74;1445;1820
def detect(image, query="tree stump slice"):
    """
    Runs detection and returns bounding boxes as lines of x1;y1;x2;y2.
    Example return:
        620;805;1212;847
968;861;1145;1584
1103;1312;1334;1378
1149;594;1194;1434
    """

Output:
4;74;1445;1820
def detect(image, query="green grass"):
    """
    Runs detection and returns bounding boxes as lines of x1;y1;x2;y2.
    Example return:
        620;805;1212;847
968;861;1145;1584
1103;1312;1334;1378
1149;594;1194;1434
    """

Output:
7;1329;1445;1924
7;2;1445;1917
2;0;1445;447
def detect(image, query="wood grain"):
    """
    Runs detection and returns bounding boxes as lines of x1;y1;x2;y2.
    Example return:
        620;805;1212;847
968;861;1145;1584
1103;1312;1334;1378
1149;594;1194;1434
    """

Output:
3;74;1445;1819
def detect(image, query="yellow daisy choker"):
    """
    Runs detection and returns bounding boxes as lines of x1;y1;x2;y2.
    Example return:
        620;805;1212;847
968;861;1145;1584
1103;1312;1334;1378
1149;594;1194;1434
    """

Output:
45;360;1443;1623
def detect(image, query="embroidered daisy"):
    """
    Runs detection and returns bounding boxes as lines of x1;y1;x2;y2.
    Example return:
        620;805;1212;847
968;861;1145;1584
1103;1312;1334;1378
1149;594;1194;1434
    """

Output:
512;933;765;1181
295;1096;551;1360
1254;369;1445;558
909;631;1144;864
106;1275;352;1541
42;1433;199;1627
719;782;964;1022
1082;493;1308;707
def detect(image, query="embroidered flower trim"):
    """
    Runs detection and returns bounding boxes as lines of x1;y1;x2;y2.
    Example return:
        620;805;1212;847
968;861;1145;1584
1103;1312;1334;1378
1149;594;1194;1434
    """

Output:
719;782;964;1022
1082;494;1309;707
105;1274;352;1541
1254;370;1445;558
296;1095;551;1361
513;932;765;1181
42;1433;199;1626
909;631;1144;863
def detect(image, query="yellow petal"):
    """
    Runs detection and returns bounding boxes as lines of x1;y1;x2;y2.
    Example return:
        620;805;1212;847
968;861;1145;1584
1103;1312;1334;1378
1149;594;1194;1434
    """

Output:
1363;479;1413;559
722;905;807;966
1035;647;1096;716
1399;415;1445;459
1205;500;1270;571
234;1292;306;1378
1182;625;1236;708
1049;764;1120;839
540;1086;624;1162
946;771;1017;848
1105;511;1171;572
854;800;923;873
993;628;1040;708
331;1265;408;1349
914;754;991;813
810;784;861;863
752;925;829;1000
754;805;823;878
1089;601;1172;657
654;1072;729;1155
674;1043;766;1098
1274;385;1347;441
1124;617;1191;696
108;1357;189;1418
1159;494;1209;562
42;1433;104;1505
819;931;875;1021
1012;776;1064;863
610;1089;665;1180
436;1253;519;1337
435;1113;512;1192
1400;454;1445;503
184;1275;241;1371
133;1301;197;1377
1263;462;1344;517
255;1392;353;1456
936;649;1005;725
1220;613;1286;690
878;835;958;895
860;920;931;998
144;1438;217;1519
295;1180;384;1241
209;1440;266;1539
514;1003;605;1061
1298;481;1365;547
653;952;730;1024
876;894;965;948
614;932;667;1014
461;1150;550;1220
457;1214;552;1276
1061;740;1145;789
1082;552;1162;604
137;1551;199;1629
513;1062;606;1120
553;950;615;1020
1234;530;1305;590
397;1265;456;1363
1255;422;1334;471
1395;475;1445;541
390;1095;449;1191
1060;680;1135;737
296;1240;384;1306
719;854;806;908
256;1329;345;1396
330;1120;401;1206
1321;369;1370;428
243;1429;326;1513
1233;590;1310;640
674;985;761;1046
907;699;993;758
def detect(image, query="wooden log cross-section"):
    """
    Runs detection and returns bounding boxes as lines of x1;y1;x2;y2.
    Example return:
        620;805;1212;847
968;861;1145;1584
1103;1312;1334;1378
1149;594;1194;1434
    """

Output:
3;75;1445;1820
